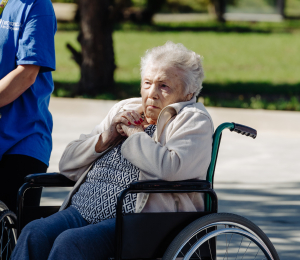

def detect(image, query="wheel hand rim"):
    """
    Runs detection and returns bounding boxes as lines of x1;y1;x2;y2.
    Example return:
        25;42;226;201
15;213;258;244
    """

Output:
182;228;274;260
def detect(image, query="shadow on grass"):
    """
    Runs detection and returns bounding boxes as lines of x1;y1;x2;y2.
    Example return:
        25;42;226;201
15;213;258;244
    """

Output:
57;20;300;34
201;82;300;110
113;20;300;34
53;80;300;111
52;81;141;99
202;82;300;96
52;81;78;98
114;22;273;34
154;24;272;34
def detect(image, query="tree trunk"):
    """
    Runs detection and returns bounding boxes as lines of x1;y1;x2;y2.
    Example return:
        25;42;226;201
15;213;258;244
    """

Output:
78;0;116;96
277;0;285;18
211;0;226;23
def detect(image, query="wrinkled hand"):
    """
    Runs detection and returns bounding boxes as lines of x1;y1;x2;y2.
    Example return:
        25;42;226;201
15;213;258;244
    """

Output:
112;110;143;126
95;110;144;153
116;123;144;137
109;110;144;138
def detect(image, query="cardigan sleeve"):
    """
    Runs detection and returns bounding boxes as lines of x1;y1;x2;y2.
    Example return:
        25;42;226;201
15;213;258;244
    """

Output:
59;100;127;181
121;111;213;181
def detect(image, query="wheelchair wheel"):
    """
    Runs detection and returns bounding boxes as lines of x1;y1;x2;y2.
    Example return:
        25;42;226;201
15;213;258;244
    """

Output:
0;210;17;260
0;201;8;212
162;213;279;260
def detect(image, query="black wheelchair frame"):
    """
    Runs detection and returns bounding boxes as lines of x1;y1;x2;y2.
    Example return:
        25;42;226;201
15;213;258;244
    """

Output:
0;122;281;260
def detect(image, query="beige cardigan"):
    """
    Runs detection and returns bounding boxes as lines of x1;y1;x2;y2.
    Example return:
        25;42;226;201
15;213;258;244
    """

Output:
59;96;214;212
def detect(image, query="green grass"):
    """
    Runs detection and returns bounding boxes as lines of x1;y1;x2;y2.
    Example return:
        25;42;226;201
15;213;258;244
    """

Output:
52;29;300;110
113;30;300;85
53;31;81;84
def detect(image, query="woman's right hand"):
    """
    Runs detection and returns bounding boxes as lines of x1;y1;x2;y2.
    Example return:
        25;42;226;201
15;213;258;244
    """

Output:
112;110;144;129
95;111;143;153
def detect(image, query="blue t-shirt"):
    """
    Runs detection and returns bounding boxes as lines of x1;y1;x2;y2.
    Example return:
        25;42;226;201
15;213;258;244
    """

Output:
0;0;57;165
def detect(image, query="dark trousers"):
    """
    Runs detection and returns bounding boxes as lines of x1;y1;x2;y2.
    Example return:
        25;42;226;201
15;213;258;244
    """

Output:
0;154;47;212
11;206;115;260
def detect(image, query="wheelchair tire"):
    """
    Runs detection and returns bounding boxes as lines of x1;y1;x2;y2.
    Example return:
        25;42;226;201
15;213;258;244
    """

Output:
0;210;17;260
0;201;8;212
162;213;280;260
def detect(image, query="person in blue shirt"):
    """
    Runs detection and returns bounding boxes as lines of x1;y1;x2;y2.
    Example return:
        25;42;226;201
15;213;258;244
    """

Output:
0;0;57;212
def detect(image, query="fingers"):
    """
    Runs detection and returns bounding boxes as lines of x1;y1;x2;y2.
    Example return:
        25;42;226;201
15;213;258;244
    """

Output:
123;112;135;125
120;122;144;137
131;110;144;125
113;111;144;127
116;124;126;136
122;111;143;126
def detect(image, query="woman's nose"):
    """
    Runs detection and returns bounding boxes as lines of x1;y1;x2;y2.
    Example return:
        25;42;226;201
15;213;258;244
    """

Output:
148;84;159;99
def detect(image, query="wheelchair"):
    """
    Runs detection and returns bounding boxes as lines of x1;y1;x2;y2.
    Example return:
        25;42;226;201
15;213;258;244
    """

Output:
0;122;280;260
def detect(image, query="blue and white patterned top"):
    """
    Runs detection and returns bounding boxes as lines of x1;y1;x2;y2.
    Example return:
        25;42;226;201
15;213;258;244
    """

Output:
71;125;156;224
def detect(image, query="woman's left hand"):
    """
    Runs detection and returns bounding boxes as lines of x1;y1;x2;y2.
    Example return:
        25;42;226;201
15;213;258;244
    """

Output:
117;123;144;137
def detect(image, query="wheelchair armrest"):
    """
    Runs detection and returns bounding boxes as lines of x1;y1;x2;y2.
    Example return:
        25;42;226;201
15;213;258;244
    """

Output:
24;172;76;187
129;179;211;191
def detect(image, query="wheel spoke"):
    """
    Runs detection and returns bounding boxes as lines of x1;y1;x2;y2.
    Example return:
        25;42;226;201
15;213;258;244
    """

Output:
1;219;4;256
0;212;17;260
204;227;213;260
254;247;260;259
187;241;201;259
241;240;251;260
6;228;11;259
195;233;201;259
193;246;201;259
225;234;233;260
235;235;244;259
226;232;228;260
1;237;11;256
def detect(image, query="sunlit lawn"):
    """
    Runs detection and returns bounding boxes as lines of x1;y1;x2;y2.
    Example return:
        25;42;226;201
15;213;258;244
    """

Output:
54;30;300;85
53;31;81;83
53;30;300;109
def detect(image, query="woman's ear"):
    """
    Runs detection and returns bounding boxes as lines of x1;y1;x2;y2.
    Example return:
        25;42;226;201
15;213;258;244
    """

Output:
185;93;194;101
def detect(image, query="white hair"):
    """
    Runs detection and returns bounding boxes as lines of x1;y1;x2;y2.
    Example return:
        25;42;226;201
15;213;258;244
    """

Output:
140;41;205;96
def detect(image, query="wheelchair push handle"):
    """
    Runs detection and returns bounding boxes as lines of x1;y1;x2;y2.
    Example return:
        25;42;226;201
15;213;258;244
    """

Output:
231;123;257;139
207;122;257;185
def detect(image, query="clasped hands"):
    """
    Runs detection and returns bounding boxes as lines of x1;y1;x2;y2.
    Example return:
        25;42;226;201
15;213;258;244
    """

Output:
95;111;145;153
111;110;144;137
114;110;145;137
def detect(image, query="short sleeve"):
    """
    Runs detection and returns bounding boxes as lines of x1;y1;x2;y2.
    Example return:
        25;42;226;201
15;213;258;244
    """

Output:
16;5;57;72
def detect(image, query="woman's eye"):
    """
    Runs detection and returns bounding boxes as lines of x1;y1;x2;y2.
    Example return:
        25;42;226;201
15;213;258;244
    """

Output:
161;84;168;88
143;82;151;88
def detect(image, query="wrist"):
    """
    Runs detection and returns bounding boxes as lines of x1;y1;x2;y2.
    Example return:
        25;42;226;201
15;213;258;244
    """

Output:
126;127;143;137
95;128;120;153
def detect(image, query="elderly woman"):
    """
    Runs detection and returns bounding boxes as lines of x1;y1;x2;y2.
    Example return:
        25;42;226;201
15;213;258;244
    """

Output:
12;41;213;260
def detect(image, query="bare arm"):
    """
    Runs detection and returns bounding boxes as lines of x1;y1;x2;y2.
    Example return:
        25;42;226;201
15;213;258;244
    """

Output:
0;65;40;108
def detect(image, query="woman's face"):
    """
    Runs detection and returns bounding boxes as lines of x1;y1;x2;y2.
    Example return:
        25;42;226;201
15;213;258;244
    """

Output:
141;64;191;125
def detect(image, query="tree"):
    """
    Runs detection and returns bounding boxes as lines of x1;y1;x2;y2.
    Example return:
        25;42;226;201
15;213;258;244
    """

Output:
68;0;116;96
210;0;226;22
79;0;115;95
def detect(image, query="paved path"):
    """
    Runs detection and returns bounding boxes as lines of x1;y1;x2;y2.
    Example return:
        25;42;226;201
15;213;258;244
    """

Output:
44;97;300;259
